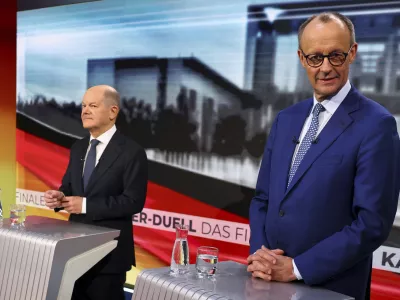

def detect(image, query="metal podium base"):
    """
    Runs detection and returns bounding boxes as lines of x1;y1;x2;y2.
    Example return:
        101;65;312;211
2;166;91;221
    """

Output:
0;216;120;300
57;240;117;300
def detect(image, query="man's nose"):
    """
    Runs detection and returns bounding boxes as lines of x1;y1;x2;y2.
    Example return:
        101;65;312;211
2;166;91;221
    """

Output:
82;106;89;114
319;56;333;73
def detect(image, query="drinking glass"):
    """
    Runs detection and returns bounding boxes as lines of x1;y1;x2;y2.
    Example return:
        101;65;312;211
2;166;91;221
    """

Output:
10;204;26;227
195;246;218;278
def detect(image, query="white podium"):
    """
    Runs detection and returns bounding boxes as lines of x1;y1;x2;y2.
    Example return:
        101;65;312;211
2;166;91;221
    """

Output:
132;261;354;300
0;216;119;300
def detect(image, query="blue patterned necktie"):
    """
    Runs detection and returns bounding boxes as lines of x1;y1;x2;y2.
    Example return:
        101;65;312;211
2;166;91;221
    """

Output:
83;139;100;191
287;103;326;187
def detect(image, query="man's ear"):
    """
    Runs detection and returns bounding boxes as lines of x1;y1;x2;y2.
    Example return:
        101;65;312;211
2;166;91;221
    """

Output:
109;105;119;121
297;49;307;68
348;43;358;65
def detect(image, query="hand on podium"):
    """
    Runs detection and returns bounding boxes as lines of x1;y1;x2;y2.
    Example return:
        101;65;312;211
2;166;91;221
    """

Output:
247;246;296;282
44;190;65;209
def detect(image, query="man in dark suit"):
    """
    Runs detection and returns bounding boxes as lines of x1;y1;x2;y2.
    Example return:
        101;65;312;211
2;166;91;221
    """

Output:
44;85;148;300
247;12;400;300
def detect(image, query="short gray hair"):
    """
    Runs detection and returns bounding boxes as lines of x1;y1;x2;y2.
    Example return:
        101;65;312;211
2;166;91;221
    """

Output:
104;87;120;108
298;12;356;48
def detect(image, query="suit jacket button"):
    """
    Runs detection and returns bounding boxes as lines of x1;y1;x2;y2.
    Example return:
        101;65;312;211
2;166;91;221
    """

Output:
279;210;285;217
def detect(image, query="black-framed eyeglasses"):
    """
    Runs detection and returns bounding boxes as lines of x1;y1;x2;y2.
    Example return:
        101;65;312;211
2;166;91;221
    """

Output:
300;45;354;68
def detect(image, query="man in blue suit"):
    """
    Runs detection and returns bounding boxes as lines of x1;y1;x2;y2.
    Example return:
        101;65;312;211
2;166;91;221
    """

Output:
247;12;400;300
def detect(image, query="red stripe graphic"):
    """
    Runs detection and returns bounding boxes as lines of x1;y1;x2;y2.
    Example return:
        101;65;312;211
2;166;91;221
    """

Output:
16;128;400;298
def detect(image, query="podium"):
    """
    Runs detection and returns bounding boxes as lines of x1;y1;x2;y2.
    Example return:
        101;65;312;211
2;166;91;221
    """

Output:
0;216;120;300
132;261;354;300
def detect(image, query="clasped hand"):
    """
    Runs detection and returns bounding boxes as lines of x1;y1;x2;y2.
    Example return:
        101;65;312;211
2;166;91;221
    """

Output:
247;246;297;282
44;190;83;214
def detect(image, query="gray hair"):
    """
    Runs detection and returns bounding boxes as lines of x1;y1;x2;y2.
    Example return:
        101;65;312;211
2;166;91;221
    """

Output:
298;12;356;48
103;86;120;108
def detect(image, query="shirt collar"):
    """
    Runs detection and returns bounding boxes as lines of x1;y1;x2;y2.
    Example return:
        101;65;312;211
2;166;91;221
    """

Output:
90;124;117;145
312;80;351;115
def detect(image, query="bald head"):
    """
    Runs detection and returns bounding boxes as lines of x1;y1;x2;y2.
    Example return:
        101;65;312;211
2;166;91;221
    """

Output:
81;85;120;137
298;12;355;49
87;85;120;108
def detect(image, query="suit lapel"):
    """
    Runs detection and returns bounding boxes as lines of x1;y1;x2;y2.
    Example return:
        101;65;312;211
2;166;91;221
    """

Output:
85;131;124;193
284;88;360;197
76;137;89;196
275;99;313;201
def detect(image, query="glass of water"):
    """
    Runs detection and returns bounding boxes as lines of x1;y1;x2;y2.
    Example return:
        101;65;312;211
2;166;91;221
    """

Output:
10;204;26;227
196;246;218;278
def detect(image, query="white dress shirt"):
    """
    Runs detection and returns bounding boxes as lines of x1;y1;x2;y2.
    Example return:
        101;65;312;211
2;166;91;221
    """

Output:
291;80;351;280
81;125;117;214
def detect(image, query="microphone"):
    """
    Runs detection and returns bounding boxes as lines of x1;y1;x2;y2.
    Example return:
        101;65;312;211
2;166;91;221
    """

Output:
312;137;319;144
292;136;299;144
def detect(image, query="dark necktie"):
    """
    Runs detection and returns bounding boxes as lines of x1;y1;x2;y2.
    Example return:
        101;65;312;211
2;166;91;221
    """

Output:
287;103;326;187
83;139;100;191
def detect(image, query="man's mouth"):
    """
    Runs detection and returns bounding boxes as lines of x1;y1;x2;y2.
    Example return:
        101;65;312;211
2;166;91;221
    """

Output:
319;77;337;82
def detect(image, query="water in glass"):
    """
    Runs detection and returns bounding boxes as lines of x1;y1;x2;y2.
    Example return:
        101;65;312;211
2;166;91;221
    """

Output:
10;204;26;226
196;246;218;277
170;224;190;275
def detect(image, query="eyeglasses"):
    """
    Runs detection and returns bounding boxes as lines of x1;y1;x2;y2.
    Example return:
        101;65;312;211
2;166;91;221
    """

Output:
300;45;354;68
